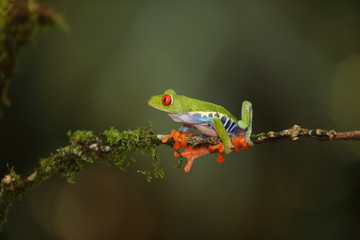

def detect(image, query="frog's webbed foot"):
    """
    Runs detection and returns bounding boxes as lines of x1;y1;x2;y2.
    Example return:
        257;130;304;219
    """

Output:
162;130;204;172
208;143;225;163
174;146;210;172
231;134;251;152
162;130;251;172
161;130;194;149
177;142;226;172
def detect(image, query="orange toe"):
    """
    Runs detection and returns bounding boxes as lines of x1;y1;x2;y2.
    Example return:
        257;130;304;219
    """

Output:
174;151;181;157
172;131;182;149
161;135;172;143
161;130;177;143
207;143;225;164
216;153;225;163
208;143;224;153
161;130;195;150
231;135;250;152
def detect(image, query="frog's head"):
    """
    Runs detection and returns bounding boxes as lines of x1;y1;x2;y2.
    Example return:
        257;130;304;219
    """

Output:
148;89;186;114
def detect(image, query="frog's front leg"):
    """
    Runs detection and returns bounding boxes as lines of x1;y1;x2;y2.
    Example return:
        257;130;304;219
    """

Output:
179;124;191;133
161;124;192;148
161;122;196;150
161;130;190;149
237;101;254;146
230;101;253;152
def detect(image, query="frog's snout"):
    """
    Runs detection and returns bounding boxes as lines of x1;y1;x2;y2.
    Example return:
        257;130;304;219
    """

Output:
148;97;155;106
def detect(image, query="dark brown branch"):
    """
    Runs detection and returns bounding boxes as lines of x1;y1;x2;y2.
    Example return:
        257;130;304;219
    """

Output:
158;125;360;149
334;131;360;140
250;125;360;143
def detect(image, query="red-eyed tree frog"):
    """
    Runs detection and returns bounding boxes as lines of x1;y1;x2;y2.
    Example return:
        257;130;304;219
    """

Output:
148;89;253;172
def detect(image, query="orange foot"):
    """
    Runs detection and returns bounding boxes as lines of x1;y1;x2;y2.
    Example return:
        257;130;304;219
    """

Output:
161;130;194;149
175;146;210;172
208;143;225;163
231;135;251;152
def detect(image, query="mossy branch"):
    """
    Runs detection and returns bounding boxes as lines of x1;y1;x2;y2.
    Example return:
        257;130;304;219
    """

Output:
0;127;164;231
0;125;359;230
0;0;66;107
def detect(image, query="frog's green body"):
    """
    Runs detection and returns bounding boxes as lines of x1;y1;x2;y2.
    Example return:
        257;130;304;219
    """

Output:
148;89;253;154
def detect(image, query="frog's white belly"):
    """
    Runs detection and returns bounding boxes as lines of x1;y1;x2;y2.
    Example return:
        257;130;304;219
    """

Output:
167;112;240;137
193;123;217;136
167;113;217;136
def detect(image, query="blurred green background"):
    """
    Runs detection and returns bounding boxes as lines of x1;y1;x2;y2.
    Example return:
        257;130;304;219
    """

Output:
1;0;360;239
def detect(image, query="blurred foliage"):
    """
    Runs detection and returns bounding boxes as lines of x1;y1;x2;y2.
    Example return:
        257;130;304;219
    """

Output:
0;0;65;107
0;0;360;239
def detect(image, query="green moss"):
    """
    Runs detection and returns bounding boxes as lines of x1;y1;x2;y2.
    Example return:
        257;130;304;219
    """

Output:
68;130;95;145
103;127;121;145
56;127;165;182
0;127;166;230
101;127;165;181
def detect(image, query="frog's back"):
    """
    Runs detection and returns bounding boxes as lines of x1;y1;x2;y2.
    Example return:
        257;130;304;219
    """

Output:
180;96;237;120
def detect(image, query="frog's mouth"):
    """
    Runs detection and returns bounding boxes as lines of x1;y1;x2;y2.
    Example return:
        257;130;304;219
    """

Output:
148;102;169;113
148;95;173;112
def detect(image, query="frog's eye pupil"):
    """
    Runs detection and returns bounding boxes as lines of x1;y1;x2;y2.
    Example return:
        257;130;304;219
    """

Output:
162;94;172;106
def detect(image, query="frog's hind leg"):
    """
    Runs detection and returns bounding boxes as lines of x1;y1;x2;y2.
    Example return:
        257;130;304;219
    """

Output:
211;118;232;154
175;146;210;172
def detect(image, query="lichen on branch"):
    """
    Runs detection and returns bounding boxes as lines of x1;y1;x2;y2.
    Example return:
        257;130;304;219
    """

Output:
250;125;360;143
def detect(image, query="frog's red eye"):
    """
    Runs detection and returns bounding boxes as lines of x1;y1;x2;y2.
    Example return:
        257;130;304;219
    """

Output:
162;94;172;106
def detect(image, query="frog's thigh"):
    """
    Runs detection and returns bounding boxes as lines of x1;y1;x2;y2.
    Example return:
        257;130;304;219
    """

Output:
211;118;231;154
